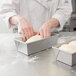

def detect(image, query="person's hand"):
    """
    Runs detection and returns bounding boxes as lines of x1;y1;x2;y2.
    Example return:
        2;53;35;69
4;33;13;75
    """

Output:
17;16;36;40
9;15;38;40
38;18;60;38
38;22;51;38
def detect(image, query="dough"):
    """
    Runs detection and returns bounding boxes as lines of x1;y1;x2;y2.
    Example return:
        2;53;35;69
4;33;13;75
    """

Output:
69;41;76;47
26;35;43;43
59;44;76;53
59;44;69;51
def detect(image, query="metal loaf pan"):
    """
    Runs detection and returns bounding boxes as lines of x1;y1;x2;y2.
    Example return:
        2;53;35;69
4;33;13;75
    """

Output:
52;39;76;66
15;33;59;55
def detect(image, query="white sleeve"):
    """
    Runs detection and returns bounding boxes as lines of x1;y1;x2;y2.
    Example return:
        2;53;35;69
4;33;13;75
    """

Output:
52;0;72;31
0;0;19;28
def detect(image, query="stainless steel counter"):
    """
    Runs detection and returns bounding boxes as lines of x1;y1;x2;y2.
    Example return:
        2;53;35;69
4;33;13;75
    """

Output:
0;48;76;76
0;32;76;76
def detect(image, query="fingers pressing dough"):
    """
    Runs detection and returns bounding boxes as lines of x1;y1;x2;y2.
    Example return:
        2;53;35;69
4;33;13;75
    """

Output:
26;35;43;43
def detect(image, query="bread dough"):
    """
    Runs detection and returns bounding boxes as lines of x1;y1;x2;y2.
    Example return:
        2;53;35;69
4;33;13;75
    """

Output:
69;41;76;47
59;44;69;51
26;35;43;43
59;44;76;53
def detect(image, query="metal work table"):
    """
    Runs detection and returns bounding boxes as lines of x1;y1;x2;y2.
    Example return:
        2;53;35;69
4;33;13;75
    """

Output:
0;32;76;76
0;48;76;76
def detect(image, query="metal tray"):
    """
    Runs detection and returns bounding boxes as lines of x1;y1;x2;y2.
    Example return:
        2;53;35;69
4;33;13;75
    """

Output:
14;34;59;55
52;39;76;66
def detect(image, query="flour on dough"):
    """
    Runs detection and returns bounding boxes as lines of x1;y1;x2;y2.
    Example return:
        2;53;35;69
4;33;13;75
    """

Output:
59;44;76;53
26;35;43;43
69;41;76;47
59;44;69;51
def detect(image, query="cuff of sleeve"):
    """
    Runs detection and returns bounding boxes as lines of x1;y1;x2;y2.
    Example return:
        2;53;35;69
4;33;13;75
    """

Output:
52;14;66;31
1;11;17;28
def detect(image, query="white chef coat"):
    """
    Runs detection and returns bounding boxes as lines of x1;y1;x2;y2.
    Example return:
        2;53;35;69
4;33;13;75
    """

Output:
0;0;72;32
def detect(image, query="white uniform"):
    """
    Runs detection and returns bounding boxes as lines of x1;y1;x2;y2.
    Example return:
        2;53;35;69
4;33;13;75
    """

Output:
0;0;72;32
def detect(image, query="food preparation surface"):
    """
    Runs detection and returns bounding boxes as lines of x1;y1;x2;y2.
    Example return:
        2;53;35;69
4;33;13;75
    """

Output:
0;32;76;76
0;49;76;76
